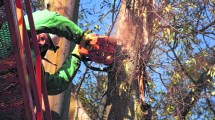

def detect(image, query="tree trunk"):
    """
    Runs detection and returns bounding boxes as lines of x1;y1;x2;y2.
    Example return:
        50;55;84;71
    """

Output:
106;0;154;119
42;0;89;119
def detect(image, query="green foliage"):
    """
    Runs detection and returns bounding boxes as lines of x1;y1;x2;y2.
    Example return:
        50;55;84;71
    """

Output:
77;0;215;119
207;65;215;78
77;69;108;119
148;0;215;119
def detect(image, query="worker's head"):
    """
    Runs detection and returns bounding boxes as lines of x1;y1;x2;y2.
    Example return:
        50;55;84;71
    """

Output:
36;33;49;46
36;33;58;56
36;33;50;53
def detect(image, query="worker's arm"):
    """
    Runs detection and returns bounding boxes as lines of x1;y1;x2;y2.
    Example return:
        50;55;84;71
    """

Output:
44;45;81;95
24;10;84;43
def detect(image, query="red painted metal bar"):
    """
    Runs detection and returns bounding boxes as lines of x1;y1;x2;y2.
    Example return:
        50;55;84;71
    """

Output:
23;0;44;119
18;0;52;119
15;0;42;115
16;0;52;119
3;0;35;119
2;1;52;119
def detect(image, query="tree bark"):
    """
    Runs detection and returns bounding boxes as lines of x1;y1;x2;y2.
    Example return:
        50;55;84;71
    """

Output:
106;0;154;119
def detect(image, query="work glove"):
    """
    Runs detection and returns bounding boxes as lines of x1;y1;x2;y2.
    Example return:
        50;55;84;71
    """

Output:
71;44;82;58
79;33;93;50
79;33;99;50
79;33;99;55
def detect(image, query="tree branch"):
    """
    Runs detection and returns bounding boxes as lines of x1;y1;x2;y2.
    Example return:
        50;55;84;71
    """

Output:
206;98;215;116
98;92;107;120
198;20;215;33
168;44;196;84
148;65;167;88
179;71;212;118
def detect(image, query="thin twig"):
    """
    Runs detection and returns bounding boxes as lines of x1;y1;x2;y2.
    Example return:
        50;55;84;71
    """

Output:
167;44;196;84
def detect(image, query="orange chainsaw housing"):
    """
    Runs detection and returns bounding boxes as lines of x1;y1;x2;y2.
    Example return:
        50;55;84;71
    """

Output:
79;36;115;65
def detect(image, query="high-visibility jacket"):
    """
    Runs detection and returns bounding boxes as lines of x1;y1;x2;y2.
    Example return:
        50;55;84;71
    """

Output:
44;54;81;95
24;10;83;95
24;9;84;44
0;9;82;95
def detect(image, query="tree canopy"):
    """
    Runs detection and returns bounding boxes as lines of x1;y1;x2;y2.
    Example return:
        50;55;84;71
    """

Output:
34;0;214;119
77;0;215;119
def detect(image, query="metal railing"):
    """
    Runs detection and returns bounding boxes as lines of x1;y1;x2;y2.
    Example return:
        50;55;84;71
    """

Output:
0;0;52;119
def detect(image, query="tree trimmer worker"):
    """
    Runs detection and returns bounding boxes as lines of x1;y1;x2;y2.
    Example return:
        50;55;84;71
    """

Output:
24;9;95;95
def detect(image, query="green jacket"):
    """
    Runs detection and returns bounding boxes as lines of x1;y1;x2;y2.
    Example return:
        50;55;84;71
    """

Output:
24;10;83;95
0;10;81;95
24;9;84;43
45;54;81;95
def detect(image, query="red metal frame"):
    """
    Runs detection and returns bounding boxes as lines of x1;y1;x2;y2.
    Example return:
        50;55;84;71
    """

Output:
22;0;43;119
1;0;52;119
3;0;35;119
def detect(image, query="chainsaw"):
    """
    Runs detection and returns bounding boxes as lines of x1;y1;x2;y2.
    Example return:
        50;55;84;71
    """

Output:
78;35;116;71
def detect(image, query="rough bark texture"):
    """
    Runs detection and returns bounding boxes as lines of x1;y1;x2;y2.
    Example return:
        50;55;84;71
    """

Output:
106;0;154;119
